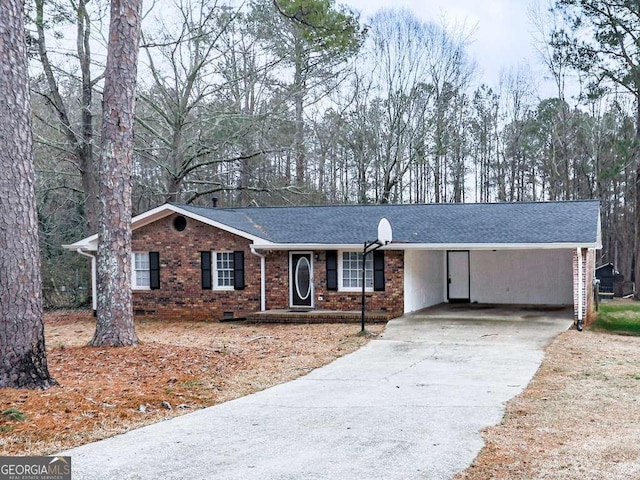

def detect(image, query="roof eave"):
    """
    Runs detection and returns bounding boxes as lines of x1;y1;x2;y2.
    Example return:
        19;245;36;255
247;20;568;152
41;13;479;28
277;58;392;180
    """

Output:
398;242;601;250
64;203;274;252
251;241;601;251
169;204;270;243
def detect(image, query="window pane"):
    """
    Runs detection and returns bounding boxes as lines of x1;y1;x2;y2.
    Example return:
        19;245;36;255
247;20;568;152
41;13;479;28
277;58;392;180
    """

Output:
136;270;150;287
365;256;373;288
341;252;373;289
133;252;150;287
135;253;149;270
216;252;234;287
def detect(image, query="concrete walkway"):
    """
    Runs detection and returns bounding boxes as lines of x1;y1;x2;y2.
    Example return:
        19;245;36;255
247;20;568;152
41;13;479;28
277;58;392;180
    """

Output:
62;312;573;480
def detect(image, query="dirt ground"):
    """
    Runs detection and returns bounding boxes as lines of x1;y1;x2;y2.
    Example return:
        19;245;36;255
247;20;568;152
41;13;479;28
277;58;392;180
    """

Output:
0;311;383;456
456;329;640;480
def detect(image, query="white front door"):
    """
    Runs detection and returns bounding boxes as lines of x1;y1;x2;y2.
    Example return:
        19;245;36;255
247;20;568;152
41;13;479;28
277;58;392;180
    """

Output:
447;251;470;302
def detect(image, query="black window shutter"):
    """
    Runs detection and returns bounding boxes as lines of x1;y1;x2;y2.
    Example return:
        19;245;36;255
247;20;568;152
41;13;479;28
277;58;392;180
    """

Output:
149;252;160;289
201;251;212;290
233;250;245;290
373;250;385;291
326;251;338;291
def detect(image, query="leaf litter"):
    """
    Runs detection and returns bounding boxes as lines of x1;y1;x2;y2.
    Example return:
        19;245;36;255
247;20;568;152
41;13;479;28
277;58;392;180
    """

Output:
0;311;383;456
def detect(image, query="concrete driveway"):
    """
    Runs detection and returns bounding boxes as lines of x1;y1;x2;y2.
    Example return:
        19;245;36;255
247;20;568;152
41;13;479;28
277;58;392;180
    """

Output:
62;311;573;480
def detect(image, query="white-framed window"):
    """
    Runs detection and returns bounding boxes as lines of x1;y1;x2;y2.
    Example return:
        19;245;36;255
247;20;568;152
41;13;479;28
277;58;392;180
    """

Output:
214;251;234;290
339;251;373;292
132;252;150;289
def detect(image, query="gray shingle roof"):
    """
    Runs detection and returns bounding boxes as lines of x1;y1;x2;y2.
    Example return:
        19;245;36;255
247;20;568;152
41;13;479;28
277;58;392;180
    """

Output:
175;200;600;246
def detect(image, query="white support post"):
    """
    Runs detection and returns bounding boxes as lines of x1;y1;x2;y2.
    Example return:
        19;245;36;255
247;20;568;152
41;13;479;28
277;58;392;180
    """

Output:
260;254;266;311
250;247;266;311
78;249;97;311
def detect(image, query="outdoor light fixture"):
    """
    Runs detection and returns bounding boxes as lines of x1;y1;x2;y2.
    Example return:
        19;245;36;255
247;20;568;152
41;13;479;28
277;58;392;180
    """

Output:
361;218;392;333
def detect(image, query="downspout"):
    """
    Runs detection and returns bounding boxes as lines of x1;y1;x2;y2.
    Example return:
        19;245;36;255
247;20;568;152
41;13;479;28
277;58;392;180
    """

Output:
78;248;97;313
250;247;266;312
577;247;583;331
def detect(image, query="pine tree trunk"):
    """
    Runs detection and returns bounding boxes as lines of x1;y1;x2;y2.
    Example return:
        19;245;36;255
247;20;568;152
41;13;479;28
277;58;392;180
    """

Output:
293;38;306;188
635;99;640;300
91;0;142;347
0;0;56;389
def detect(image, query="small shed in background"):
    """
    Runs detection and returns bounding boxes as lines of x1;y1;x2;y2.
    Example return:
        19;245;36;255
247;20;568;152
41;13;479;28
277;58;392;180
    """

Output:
595;263;635;298
595;263;617;296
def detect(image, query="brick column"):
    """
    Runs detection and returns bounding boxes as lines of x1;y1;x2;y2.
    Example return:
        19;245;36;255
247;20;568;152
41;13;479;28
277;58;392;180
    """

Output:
585;248;596;321
573;248;594;324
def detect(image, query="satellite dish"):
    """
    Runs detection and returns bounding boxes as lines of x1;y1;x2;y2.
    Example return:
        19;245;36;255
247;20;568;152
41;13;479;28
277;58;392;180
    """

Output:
377;218;392;245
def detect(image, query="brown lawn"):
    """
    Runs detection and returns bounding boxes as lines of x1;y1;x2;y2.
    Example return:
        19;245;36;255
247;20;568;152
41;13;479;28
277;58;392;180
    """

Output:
456;329;640;480
0;311;383;456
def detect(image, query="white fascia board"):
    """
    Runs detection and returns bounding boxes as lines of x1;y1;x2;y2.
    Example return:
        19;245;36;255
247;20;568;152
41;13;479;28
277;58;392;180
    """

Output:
62;238;98;251
62;203;176;252
252;242;600;251
63;203;274;252
595;212;603;249
396;242;601;250
252;243;366;251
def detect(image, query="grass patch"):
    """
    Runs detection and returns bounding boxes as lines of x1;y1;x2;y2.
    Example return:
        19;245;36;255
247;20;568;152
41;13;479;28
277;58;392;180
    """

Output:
2;408;26;422
181;380;200;388
593;302;640;335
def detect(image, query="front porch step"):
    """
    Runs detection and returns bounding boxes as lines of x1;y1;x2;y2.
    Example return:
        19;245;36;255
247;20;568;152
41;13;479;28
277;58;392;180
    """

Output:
246;310;394;324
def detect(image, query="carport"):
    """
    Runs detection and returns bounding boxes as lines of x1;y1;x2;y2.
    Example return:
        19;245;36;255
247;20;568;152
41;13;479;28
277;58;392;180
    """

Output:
400;201;601;325
404;248;575;309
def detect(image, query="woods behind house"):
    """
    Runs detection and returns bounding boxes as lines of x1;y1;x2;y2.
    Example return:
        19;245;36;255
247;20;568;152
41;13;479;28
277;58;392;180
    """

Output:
29;0;639;307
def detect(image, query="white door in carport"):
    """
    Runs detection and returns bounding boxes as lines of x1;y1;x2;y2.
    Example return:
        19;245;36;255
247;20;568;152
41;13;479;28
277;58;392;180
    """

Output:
447;251;470;302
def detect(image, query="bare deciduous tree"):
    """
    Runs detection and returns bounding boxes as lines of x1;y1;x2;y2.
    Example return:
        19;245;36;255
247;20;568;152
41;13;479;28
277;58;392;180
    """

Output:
32;0;105;234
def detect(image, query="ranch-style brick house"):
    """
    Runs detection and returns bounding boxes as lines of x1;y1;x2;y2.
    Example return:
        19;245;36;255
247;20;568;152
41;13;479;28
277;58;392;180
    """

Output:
65;200;601;324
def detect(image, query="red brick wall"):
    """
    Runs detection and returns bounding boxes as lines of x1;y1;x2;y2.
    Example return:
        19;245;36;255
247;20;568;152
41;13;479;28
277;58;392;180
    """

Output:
131;214;405;320
131;214;260;320
263;250;404;317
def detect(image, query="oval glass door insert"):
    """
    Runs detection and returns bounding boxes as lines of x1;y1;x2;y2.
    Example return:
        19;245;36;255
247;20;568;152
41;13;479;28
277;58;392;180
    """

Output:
295;257;311;300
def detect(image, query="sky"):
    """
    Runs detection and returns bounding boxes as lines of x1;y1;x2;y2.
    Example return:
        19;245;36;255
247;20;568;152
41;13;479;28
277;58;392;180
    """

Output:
39;0;559;98
342;0;556;97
